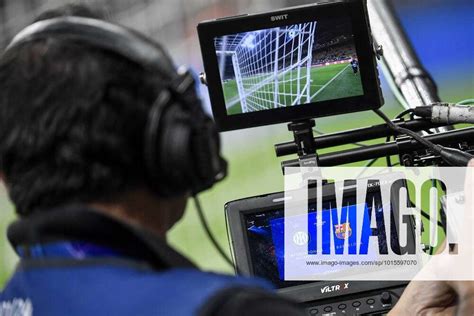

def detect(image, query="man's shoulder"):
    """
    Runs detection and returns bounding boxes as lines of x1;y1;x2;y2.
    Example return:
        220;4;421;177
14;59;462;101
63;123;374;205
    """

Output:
3;263;302;316
97;266;305;315
152;269;304;316
138;268;274;296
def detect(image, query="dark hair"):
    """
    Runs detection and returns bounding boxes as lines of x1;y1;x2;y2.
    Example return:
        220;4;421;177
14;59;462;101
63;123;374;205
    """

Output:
0;5;164;215
33;4;104;21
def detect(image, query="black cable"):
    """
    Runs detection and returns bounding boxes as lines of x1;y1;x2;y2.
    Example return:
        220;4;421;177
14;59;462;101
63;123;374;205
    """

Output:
420;210;444;228
373;109;443;154
356;157;380;178
378;107;472;167
385;109;413;167
364;158;378;167
438;180;448;232
386;135;393;167
193;195;236;269
395;108;415;120
356;109;414;176
379;109;451;249
224;204;240;275
313;107;411;165
432;179;447;234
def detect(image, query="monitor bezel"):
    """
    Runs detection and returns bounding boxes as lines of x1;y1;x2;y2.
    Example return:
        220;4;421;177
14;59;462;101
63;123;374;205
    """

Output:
198;0;383;131
225;180;415;302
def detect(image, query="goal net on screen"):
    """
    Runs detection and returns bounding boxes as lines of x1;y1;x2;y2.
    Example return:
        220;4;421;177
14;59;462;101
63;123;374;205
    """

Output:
216;22;317;113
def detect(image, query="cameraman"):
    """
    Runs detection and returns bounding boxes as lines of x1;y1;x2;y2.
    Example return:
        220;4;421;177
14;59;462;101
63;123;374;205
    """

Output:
1;5;473;316
0;5;303;316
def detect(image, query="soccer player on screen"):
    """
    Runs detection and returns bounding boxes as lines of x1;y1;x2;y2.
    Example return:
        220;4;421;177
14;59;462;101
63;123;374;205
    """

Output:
350;57;359;74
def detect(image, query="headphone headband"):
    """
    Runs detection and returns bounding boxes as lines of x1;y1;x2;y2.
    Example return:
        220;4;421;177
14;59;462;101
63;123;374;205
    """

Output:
4;15;227;196
6;16;177;80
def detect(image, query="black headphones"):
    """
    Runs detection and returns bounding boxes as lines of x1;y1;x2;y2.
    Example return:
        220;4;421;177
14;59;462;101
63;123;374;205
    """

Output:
4;16;227;197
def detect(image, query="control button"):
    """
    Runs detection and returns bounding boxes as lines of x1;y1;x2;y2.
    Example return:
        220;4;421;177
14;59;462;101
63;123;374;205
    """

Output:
352;301;361;307
309;308;318;315
338;303;347;310
366;298;375;305
323;306;333;313
381;292;392;304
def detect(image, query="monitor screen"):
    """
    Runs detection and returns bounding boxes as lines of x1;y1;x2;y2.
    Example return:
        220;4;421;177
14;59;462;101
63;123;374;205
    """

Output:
214;16;364;116
243;199;400;289
198;1;383;131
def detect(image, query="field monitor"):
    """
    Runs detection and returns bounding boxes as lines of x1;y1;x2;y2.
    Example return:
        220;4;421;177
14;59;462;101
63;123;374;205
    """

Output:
198;0;383;131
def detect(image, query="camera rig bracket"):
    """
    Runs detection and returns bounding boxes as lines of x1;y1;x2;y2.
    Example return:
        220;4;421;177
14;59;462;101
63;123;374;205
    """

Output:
281;119;319;172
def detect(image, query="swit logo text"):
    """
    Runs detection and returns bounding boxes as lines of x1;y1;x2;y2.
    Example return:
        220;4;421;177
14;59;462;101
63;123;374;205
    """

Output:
271;14;288;22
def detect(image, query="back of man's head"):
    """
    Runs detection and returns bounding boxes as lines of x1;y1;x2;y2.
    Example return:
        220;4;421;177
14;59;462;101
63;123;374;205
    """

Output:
0;5;167;215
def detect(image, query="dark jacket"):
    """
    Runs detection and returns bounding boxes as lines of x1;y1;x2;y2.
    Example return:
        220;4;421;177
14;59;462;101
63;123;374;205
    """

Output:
0;206;303;316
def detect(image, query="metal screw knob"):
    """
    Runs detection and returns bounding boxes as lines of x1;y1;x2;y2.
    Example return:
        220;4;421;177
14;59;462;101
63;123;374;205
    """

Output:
199;72;208;86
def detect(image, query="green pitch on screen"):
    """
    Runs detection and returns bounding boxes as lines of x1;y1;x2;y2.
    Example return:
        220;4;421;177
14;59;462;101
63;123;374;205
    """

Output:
224;63;363;115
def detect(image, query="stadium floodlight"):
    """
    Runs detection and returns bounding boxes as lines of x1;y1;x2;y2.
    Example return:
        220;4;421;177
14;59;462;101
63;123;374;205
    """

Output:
241;34;256;49
216;22;317;114
287;27;298;39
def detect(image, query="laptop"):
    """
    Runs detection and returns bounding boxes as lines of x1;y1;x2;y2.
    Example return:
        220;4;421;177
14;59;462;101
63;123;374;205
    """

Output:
225;180;416;315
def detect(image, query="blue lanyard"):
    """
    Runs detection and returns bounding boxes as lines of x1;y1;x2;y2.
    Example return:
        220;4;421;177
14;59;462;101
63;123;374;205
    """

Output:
17;241;122;259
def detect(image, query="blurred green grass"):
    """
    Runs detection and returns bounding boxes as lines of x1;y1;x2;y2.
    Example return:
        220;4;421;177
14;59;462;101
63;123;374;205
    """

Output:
1;81;472;289
225;63;363;114
0;188;16;286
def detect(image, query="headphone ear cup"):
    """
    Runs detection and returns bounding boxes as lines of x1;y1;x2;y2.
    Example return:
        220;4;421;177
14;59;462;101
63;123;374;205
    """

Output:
191;117;228;192
157;105;193;195
144;70;227;196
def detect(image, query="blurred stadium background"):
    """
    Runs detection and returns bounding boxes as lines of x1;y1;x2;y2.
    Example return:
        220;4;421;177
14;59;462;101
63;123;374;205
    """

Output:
1;0;473;288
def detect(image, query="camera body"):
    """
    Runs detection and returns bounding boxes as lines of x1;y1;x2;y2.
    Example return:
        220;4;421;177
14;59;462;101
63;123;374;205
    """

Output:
197;1;474;315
